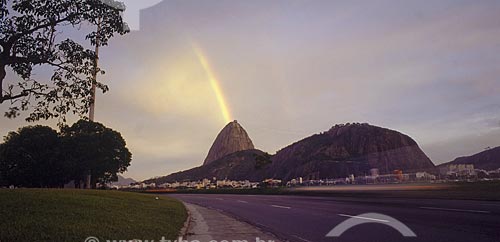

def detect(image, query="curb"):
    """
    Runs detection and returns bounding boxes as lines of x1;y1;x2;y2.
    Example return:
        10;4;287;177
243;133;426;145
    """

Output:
178;202;193;238
181;202;284;242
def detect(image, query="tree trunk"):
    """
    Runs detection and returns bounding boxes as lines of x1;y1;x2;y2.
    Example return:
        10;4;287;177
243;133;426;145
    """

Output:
0;64;5;103
85;171;92;189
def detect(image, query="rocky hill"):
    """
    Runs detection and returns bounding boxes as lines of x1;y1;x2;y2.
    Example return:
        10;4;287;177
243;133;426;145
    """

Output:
203;120;254;165
110;175;137;186
268;123;435;181
439;146;500;171
147;149;271;183
147;122;436;183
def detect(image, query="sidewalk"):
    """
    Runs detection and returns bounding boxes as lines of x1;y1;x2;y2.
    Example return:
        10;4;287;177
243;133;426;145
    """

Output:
183;203;281;242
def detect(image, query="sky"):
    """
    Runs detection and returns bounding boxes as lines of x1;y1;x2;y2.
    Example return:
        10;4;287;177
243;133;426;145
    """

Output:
1;0;500;181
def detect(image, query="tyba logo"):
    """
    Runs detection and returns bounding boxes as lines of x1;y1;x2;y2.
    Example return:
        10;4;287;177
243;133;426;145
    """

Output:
326;213;417;238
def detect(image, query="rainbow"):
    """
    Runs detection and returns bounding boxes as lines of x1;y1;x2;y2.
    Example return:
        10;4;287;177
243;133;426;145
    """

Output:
191;44;232;123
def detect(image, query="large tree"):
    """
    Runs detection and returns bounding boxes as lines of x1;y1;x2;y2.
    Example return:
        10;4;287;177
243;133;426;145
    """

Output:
61;120;131;187
0;121;131;188
0;125;70;187
0;0;127;122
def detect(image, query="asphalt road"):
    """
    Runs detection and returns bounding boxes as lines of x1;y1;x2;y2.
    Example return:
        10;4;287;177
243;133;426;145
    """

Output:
168;194;500;242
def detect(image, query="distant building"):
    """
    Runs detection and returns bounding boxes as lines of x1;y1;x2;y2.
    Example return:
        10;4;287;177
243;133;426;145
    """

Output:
416;172;436;180
440;164;475;176
262;179;282;187
393;170;403;181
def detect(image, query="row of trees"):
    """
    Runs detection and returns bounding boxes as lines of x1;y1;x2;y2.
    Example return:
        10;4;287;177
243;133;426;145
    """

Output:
0;120;131;188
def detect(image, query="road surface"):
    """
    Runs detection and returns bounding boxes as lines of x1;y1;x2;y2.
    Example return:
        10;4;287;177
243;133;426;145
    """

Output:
168;194;500;242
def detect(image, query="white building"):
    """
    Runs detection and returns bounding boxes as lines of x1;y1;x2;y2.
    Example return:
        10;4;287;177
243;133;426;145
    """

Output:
440;164;475;176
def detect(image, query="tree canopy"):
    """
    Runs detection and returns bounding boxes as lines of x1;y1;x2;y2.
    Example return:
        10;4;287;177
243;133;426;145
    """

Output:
0;125;65;187
0;120;131;188
0;0;128;122
61;120;132;187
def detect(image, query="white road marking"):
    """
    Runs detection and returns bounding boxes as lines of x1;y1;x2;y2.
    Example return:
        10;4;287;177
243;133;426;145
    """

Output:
481;203;500;207
271;205;291;209
337;214;390;223
237;200;248;203
419;206;491;214
292;235;313;242
215;198;224;201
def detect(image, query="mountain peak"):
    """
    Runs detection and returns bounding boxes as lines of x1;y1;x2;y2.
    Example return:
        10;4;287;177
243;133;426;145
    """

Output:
203;120;255;165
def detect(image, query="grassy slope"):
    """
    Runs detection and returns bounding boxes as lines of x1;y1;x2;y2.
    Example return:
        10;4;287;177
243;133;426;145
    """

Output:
0;189;186;242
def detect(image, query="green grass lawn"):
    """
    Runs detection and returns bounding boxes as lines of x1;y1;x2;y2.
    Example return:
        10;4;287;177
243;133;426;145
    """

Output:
0;189;187;242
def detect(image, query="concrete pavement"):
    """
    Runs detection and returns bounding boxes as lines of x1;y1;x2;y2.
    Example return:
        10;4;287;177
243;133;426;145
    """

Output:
183;203;281;242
